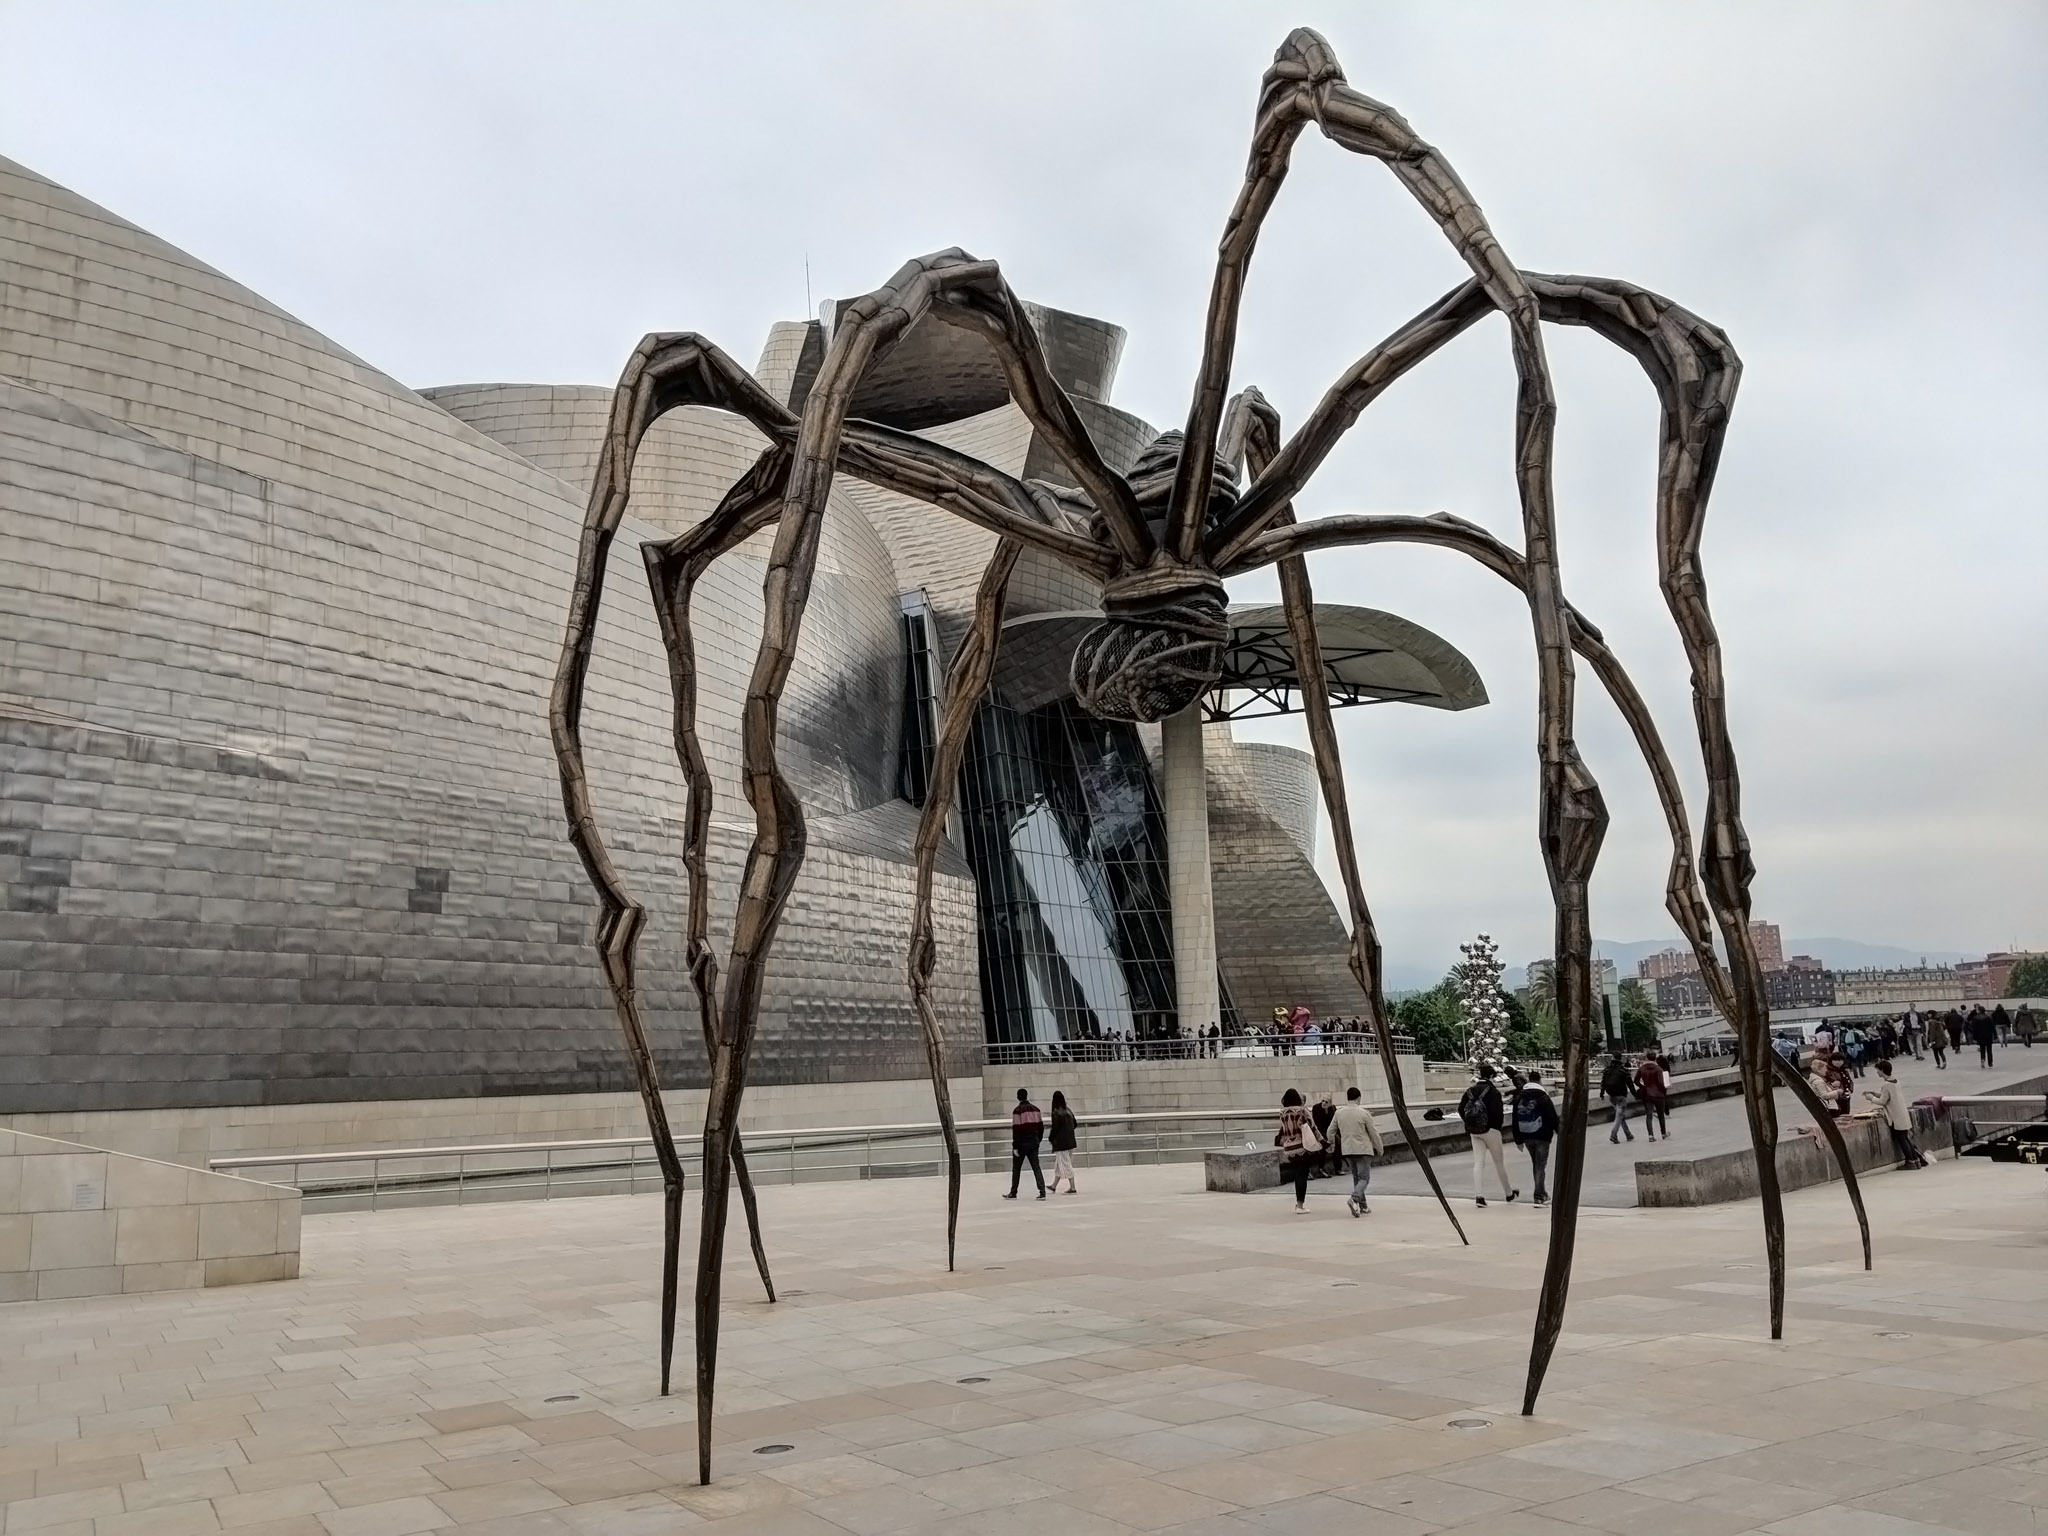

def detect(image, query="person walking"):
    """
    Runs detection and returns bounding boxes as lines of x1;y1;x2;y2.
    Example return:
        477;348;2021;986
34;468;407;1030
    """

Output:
1968;1005;1996;1069
1459;1065;1517;1208
1945;1007;1965;1055
1928;1018;1948;1070
1991;1002;2012;1045
2016;1004;2039;1049
1602;1054;1636;1143
1858;1060;1927;1169
1311;1092;1339;1177
1902;1006;1923;1060
1330;1086;1384;1216
1004;1088;1047;1200
1510;1067;1559;1206
1276;1088;1317;1212
1047;1090;1080;1195
1633;1052;1670;1141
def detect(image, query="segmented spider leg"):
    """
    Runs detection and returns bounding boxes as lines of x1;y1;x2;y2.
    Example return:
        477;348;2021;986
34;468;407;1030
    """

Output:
1165;65;1315;562
644;445;796;1321
694;253;1059;1486
1226;390;1467;1244
1526;273;1812;1314
1234;507;1865;1290
1211;280;1492;568
551;334;798;1397
1260;27;1604;1417
909;540;1022;1273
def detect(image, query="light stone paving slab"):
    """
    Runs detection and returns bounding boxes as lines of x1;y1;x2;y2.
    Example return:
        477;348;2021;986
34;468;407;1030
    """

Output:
0;1157;2042;1534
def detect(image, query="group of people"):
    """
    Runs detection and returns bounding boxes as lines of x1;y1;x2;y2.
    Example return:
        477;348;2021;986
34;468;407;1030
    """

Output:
1599;1052;1675;1143
1275;1085;1387;1214
1002;1088;1080;1199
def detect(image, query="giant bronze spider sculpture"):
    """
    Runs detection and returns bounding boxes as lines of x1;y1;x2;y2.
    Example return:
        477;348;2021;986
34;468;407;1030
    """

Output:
551;28;1871;1486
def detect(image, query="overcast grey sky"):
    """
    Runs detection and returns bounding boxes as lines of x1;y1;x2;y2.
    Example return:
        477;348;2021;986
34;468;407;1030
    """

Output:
4;1;2043;980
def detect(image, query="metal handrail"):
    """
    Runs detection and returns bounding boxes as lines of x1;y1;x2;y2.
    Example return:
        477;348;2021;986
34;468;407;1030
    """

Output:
207;1100;1449;1211
983;1031;1416;1065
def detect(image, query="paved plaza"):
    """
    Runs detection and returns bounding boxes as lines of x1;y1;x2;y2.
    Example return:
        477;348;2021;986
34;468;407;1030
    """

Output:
2;1149;2044;1536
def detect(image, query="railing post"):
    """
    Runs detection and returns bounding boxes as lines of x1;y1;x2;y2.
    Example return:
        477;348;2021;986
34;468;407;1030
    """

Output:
545;1145;553;1201
370;1156;379;1212
457;1152;465;1207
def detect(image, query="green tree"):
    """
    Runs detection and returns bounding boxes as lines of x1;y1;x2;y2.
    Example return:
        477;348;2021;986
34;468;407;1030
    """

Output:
1619;978;1661;1050
1502;988;1556;1058
2005;954;2048;998
1393;979;1463;1061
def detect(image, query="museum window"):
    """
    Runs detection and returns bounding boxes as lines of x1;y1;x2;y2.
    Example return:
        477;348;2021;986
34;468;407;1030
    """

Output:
956;693;1179;1047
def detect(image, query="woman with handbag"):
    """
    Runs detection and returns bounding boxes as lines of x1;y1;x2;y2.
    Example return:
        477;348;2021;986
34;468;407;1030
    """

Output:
1276;1088;1318;1213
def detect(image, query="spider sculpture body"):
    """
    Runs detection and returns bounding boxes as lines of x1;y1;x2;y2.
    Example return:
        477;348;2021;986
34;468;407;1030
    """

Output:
551;28;1871;1487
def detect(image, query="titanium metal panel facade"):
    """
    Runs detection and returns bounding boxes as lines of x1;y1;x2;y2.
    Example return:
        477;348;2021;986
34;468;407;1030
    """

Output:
0;155;1439;1114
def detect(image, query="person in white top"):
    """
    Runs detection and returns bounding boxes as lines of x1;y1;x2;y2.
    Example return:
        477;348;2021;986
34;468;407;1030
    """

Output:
1856;1060;1927;1170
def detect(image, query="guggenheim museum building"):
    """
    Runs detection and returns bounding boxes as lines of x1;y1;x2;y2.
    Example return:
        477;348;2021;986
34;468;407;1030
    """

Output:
0;156;1483;1124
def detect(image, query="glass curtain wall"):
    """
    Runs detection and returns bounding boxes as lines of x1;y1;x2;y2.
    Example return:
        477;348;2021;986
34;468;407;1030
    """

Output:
896;610;1180;1048
960;696;1176;1047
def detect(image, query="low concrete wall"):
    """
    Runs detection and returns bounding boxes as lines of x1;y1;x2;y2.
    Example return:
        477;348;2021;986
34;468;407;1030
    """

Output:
0;1077;981;1169
1635;1105;1952;1207
1;1129;300;1302
981;1052;1420;1120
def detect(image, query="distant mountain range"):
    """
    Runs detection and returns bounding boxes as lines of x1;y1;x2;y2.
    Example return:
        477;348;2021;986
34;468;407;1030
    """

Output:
1494;936;1975;992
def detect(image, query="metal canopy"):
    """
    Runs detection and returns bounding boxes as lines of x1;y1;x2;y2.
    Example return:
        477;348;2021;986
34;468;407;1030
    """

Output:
988;603;1487;720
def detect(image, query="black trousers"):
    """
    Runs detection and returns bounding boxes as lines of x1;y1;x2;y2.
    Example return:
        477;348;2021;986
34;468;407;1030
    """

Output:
1889;1127;1923;1166
1978;1042;1994;1067
1284;1155;1311;1204
1009;1145;1045;1195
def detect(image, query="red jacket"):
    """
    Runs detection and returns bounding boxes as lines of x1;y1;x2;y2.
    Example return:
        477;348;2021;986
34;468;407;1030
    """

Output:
1633;1060;1668;1103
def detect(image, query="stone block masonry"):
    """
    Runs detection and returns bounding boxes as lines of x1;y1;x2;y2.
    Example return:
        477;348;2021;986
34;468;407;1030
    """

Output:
0;1127;299;1301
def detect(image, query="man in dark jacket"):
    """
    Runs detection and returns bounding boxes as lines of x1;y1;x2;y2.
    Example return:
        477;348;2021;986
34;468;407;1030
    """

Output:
1968;1006;1996;1069
1510;1067;1561;1206
1601;1054;1635;1143
1004;1087;1046;1199
1945;1008;1965;1053
1460;1065;1517;1208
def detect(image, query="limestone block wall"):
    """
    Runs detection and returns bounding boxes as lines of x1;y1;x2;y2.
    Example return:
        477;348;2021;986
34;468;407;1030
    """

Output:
0;1128;299;1301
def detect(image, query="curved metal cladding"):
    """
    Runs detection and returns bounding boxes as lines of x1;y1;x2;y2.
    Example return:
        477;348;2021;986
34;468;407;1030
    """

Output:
0;156;980;1113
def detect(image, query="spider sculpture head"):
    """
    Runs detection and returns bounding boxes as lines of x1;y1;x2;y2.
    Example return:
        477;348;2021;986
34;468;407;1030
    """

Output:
1069;430;1241;722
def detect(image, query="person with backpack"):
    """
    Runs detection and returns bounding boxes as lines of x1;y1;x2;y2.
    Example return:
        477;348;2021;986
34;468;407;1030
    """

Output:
1601;1054;1635;1143
1510;1068;1559;1206
1633;1053;1670;1142
1459;1065;1517;1208
1047;1090;1080;1195
1275;1088;1317;1213
1003;1087;1046;1200
1330;1086;1385;1216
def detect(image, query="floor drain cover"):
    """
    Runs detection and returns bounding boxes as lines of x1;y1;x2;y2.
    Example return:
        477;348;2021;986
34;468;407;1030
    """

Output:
1723;1263;1755;1270
984;1265;1006;1271
543;1395;579;1403
1878;1331;1913;1339
753;1443;794;1455
1447;1417;1492;1430
957;1376;990;1385
783;1289;807;1297
1330;1281;1357;1287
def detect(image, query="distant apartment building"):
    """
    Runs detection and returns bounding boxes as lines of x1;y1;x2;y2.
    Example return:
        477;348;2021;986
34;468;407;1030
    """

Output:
1832;965;1962;1006
1639;947;1698;982
1635;920;1782;982
1654;972;1715;1017
1765;967;1835;1009
1959;951;2042;1000
1786;953;1826;972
